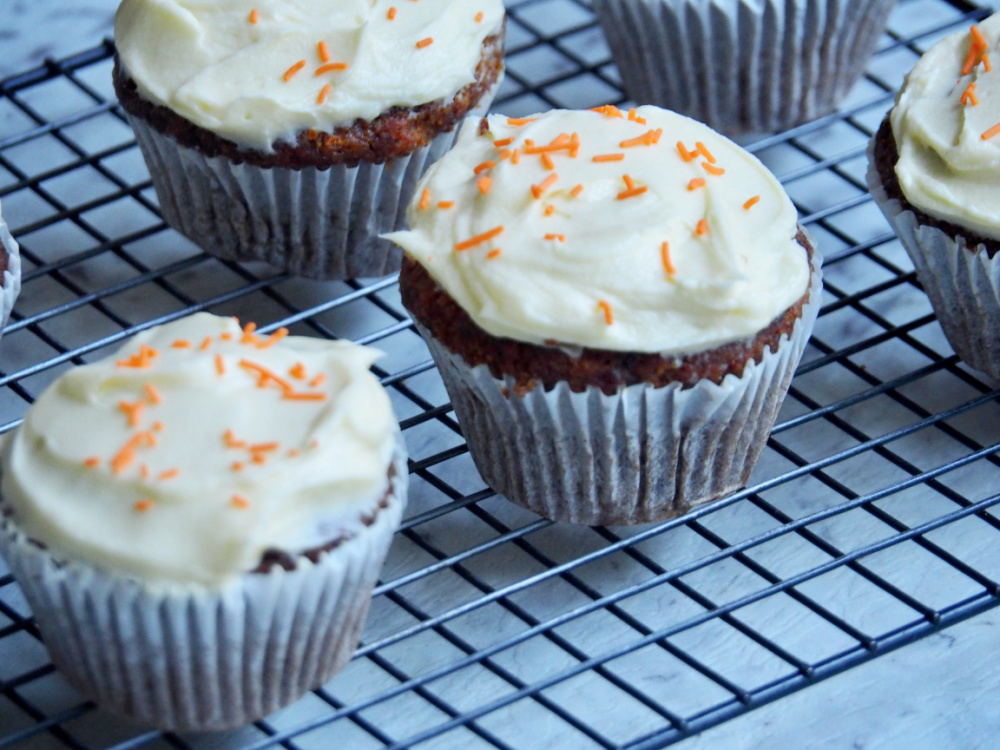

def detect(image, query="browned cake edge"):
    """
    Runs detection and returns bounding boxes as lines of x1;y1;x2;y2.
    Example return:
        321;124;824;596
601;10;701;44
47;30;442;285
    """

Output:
400;234;815;396
113;29;506;170
872;116;1000;258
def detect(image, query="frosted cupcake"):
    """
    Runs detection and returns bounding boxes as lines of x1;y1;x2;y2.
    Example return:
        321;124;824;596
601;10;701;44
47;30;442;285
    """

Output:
591;0;897;135
387;106;822;525
113;0;505;279
0;200;20;344
868;14;1000;380
0;313;407;730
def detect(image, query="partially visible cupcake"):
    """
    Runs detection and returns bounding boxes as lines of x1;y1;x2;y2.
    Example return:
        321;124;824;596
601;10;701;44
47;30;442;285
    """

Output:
591;0;897;135
0;200;21;344
868;14;1000;380
113;0;505;280
387;106;822;525
0;313;407;730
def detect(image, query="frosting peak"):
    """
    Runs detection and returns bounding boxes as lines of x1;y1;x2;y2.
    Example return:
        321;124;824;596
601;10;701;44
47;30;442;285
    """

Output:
386;107;809;354
0;313;399;587
114;0;505;151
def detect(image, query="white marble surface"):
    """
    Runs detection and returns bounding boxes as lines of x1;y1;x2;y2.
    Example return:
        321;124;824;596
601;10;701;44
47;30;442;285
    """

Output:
1;1;999;749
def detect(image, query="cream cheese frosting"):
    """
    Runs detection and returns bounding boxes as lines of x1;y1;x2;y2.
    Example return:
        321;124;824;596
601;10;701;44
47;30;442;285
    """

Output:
0;313;399;588
890;13;1000;240
386;106;810;354
113;0;505;151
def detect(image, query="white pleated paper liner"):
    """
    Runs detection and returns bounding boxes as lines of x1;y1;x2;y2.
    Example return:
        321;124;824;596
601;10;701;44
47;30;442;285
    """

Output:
866;138;1000;381
125;78;501;281
0;437;408;732
0;210;21;342
415;250;823;526
590;0;896;135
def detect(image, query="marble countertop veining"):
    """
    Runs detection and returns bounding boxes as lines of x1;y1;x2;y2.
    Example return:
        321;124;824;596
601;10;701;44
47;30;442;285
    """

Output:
1;1;999;749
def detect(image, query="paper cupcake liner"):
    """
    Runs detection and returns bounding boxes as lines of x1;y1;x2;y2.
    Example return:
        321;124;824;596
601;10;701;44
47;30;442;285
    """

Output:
591;0;896;135
125;79;500;281
0;438;408;731
866;141;1000;380
0;211;21;342
416;251;822;526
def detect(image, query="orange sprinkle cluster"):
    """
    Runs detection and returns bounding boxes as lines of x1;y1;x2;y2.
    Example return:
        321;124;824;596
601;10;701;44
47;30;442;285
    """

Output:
963;24;990;76
240;358;328;401
117;344;159;369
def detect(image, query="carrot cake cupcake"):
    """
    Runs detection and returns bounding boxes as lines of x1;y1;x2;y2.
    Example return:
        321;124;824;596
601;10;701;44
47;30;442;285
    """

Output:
868;13;1000;379
387;106;823;525
0;313;407;729
113;0;505;279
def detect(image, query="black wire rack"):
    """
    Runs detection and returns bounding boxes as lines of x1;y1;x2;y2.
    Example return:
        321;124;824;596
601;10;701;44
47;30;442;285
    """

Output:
2;0;1000;747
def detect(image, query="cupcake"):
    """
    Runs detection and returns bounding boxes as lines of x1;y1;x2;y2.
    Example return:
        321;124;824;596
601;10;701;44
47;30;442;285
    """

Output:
0;200;21;344
113;0;505;280
590;0;896;135
0;313;407;730
386;106;823;525
867;14;1000;380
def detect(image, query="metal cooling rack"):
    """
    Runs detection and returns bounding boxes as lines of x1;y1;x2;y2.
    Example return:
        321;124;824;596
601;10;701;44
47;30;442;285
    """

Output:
2;0;1000;747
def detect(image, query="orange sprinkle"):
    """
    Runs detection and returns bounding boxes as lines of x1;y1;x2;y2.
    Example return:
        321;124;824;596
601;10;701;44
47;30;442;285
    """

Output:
284;391;327;401
153;421;164;432
661;241;675;277
511;148;521;164
225;429;247;449
971;24;987;54
541;152;556;170
140;464;150;480
506;117;536;126
144;383;162;404
240;359;295;395
676;142;698;162
696;218;709;236
591;104;624;118
438;200;455;209
241;322;259;344
416;37;434;48
477;176;492;195
703;162;725;176
257;327;289;350
221;332;233;341
984;53;992;72
474;160;495;174
696;141;716;164
248;8;259;23
84;457;101;468
287;449;300;457
494;137;514;148
199;336;212;351
544;233;565;241
231;495;251;510
317;83;332;104
570;184;584;197
544;204;555;216
289;362;307;380
283;60;307;82
250;442;280;453
387;6;397;19
497;148;512;161
159;468;179;481
111;433;152;475
623;174;636;190
475;10;484;21
419;188;431;210
118;400;146;428
171;339;191;349
486;248;502;259
743;195;761;210
252;453;267;465
454;225;504;251
215;354;226;375
309;373;326;388
592;153;625;162
982;122;1000;141
688;177;706;191
961;81;978;106
620;130;659;148
617;186;648;200
597;300;614;325
315;62;349;75
134;499;154;513
531;173;559;199
116;343;158;369
318;41;330;63
961;30;986;76
232;462;245;471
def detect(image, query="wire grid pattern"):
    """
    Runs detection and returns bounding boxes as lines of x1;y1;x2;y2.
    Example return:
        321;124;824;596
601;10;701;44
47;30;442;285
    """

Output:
1;0;999;747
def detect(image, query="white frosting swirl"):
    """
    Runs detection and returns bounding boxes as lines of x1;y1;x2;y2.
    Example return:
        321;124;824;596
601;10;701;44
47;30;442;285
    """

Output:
386;107;809;354
0;313;399;588
114;0;505;151
891;13;1000;239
